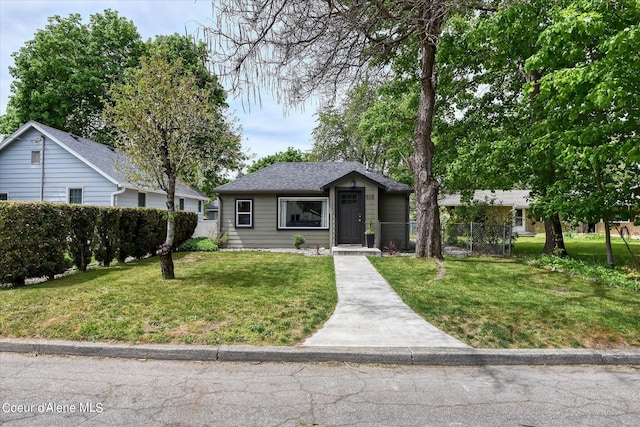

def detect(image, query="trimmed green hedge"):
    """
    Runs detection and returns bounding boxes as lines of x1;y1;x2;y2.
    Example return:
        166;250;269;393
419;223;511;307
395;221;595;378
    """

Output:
0;202;197;285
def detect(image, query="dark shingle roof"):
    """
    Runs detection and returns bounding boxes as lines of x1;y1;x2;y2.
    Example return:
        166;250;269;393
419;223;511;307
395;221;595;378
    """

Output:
18;121;207;200
214;162;413;194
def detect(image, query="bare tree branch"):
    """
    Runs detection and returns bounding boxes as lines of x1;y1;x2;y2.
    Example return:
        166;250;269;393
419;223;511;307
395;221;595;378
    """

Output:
205;0;502;259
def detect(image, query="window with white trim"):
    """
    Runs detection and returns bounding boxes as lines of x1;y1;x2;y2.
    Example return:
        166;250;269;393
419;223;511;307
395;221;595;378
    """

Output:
0;193;8;201
138;192;146;207
69;188;83;204
235;199;253;228
278;197;329;229
515;209;524;227
31;150;41;165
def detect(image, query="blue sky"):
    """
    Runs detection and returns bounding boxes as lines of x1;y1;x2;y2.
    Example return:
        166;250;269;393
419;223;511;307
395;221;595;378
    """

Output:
0;0;317;160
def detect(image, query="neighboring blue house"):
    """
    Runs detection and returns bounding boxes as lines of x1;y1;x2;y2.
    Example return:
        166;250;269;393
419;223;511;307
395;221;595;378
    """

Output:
0;121;208;216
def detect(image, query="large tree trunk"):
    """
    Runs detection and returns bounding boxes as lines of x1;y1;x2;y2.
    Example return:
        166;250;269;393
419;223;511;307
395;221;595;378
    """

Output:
542;213;567;256
412;11;443;260
158;175;176;280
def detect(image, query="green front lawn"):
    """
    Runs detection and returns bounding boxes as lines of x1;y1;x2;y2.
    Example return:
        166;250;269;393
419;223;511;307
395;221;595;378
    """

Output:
0;252;336;346
513;234;640;267
370;256;640;349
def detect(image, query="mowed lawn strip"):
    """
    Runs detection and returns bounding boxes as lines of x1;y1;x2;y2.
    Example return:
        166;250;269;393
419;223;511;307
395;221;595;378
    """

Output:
0;252;337;346
369;256;640;349
513;234;640;267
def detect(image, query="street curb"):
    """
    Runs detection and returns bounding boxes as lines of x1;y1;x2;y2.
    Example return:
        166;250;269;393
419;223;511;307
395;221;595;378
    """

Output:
2;339;639;366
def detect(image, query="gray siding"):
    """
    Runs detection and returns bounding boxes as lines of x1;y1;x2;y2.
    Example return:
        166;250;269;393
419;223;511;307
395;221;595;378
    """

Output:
0;128;116;205
219;194;330;248
218;182;409;249
379;193;410;249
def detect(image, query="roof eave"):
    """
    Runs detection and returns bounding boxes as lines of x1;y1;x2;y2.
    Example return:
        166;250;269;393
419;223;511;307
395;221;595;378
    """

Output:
215;188;326;195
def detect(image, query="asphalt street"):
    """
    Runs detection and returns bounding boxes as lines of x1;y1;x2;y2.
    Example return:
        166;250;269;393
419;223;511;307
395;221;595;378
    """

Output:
1;352;639;426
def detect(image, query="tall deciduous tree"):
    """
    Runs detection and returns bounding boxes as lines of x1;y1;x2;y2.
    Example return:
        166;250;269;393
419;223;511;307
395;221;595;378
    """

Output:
1;10;144;142
312;80;414;185
149;34;245;197
435;1;570;254
207;0;476;259
436;0;639;264
105;47;243;279
526;0;640;267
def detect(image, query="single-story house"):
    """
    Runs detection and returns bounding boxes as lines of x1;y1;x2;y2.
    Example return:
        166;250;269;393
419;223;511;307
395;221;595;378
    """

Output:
213;162;413;249
440;189;640;238
439;190;536;236
0;121;208;217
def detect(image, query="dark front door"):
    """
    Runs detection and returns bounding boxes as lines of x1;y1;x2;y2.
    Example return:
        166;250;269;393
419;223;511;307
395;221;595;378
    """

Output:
337;189;365;245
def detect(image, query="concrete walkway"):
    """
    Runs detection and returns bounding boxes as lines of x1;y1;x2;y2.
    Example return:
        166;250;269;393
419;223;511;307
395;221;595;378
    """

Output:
302;256;470;348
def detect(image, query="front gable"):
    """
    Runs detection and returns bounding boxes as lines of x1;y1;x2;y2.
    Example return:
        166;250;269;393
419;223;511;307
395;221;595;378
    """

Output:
0;124;117;204
215;162;412;249
0;121;208;208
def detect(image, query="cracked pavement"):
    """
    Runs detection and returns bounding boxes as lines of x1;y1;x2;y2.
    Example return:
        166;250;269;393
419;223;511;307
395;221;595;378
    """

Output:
1;352;639;426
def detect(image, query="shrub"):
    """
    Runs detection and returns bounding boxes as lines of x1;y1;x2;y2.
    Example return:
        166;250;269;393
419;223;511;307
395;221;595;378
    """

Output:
214;233;229;248
178;237;219;252
529;255;640;292
0;202;70;285
67;205;99;272
174;211;198;249
292;234;305;249
0;203;200;284
117;208;139;262
94;207;120;267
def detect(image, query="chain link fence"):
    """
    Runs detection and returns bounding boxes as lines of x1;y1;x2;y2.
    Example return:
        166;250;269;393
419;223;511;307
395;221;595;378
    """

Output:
381;221;513;256
442;222;513;256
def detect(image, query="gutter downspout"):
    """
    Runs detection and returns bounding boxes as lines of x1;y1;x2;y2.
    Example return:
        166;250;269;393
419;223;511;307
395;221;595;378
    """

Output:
111;186;126;206
39;135;45;201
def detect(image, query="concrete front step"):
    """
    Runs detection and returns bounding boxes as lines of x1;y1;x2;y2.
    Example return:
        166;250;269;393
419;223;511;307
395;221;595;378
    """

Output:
331;246;381;257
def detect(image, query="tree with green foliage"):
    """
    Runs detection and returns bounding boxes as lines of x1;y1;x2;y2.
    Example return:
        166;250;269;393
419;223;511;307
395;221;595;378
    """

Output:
0;10;144;142
312;80;414;185
312;81;379;165
436;0;639;265
248;147;308;173
525;0;640;267
208;0;489;259
435;1;566;254
105;47;243;279
149;34;245;197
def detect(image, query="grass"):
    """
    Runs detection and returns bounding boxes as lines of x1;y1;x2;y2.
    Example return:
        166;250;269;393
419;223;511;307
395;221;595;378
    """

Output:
3;234;639;350
0;252;336;346
369;256;640;349
513;234;640;267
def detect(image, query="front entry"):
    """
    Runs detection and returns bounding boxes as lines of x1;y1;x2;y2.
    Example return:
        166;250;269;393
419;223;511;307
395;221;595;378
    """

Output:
336;189;365;245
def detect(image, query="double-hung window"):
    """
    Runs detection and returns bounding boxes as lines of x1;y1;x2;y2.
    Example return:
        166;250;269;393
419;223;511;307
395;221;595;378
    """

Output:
278;197;328;229
235;199;253;228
